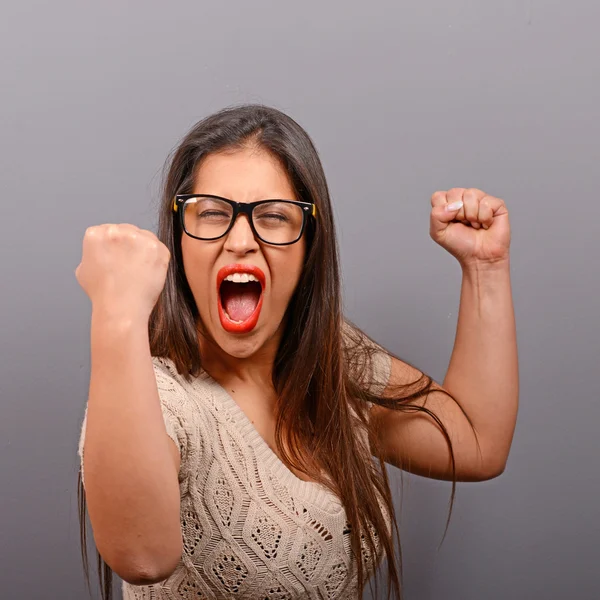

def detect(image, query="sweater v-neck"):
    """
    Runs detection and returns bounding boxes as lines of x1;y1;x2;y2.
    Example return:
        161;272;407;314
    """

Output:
198;371;343;510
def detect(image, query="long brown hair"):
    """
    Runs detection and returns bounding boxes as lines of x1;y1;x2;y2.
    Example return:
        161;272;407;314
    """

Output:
78;104;459;600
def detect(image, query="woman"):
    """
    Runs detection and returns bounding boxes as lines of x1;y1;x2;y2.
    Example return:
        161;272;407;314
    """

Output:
76;104;518;600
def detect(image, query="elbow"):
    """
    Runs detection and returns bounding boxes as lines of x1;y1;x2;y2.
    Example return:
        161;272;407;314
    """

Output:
103;542;183;586
475;453;508;481
478;460;506;481
121;566;178;587
468;441;512;481
117;557;181;587
456;453;508;482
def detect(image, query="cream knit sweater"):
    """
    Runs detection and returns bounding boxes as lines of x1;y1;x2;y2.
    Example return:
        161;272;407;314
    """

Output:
79;347;391;599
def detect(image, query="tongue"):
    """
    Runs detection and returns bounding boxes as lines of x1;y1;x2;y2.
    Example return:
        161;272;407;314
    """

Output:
221;281;261;322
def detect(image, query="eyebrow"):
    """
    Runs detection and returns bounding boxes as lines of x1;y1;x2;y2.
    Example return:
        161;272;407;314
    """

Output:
190;193;298;202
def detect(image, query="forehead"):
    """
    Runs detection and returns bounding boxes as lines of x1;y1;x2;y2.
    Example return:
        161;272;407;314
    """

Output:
192;147;297;202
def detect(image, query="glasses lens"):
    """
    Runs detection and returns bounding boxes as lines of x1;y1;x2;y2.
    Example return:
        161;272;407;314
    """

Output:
253;201;305;244
183;197;233;239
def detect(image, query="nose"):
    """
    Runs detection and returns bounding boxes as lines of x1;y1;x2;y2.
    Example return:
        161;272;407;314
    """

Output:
223;214;259;255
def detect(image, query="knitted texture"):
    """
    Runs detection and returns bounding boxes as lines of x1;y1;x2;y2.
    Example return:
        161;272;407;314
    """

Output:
78;343;391;599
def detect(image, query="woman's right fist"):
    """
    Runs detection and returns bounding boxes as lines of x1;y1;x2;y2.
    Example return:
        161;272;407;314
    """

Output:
75;224;171;320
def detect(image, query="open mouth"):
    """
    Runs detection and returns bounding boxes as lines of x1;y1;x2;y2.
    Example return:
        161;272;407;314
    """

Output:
217;265;265;334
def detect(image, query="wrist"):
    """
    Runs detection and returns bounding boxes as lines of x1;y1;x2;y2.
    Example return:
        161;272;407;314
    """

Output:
91;305;150;333
460;256;511;275
460;259;512;296
89;309;152;370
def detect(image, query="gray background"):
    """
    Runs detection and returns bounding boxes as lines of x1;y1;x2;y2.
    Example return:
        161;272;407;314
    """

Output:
1;0;598;598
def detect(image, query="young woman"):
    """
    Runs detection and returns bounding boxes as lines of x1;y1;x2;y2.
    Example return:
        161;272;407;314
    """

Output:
76;104;518;600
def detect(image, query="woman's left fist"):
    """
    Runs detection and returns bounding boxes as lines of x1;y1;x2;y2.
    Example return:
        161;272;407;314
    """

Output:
429;188;511;268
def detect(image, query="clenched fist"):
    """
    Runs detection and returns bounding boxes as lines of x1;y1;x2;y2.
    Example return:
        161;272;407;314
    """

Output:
75;224;171;320
429;188;511;269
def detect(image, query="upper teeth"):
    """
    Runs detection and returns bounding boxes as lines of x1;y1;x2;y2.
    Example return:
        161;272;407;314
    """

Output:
224;273;258;283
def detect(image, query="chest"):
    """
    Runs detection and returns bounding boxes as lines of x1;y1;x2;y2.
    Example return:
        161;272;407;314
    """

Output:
151;373;388;598
225;382;319;484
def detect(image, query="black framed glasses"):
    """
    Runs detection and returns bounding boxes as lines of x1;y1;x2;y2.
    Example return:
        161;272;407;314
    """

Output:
173;194;317;246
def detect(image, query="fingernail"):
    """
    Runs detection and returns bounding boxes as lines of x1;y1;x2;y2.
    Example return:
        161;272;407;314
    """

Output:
446;200;464;211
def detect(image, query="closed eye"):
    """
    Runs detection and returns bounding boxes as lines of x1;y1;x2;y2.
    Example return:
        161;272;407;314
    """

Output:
256;213;289;222
199;210;230;219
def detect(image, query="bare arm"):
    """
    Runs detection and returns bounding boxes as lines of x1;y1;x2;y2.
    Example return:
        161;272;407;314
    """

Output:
371;260;519;481
82;309;182;584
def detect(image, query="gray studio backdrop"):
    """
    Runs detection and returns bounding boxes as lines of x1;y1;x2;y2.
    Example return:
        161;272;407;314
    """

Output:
1;1;598;598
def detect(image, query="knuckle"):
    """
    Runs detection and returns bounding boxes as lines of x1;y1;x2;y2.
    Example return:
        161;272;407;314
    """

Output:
84;225;98;239
106;224;120;241
484;195;500;208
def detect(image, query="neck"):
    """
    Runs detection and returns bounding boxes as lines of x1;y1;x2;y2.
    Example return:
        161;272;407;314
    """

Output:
197;324;282;388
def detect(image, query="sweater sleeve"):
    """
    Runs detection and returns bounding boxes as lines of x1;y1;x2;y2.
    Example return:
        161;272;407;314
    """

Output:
152;361;189;459
77;359;189;489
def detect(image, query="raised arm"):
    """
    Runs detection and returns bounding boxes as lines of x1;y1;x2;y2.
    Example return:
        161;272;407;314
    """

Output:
76;224;182;584
370;189;519;481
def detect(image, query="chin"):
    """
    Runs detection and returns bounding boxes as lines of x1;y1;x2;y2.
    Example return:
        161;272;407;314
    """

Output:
215;334;263;359
201;315;273;360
